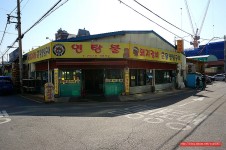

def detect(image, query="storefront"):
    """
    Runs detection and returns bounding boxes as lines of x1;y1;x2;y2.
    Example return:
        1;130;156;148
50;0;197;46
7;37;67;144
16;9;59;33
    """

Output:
27;40;181;98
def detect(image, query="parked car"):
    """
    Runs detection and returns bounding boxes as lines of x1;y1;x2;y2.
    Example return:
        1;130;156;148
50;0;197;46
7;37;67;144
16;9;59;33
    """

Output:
205;75;212;84
213;74;225;81
210;75;215;81
0;76;14;95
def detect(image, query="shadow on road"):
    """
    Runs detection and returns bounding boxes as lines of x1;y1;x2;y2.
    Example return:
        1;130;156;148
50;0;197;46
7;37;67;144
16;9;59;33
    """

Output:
0;88;204;118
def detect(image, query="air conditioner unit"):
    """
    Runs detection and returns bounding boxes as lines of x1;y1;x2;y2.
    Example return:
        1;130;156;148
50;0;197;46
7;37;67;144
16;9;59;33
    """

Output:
187;63;196;73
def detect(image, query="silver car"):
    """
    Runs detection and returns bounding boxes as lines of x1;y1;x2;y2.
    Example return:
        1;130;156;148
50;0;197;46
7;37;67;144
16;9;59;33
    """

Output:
213;74;225;81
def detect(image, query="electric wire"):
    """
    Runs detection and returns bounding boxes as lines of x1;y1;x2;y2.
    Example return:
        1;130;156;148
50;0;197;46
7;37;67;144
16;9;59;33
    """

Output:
134;0;193;36
118;0;190;43
0;0;23;55
1;0;69;57
21;0;31;11
9;0;24;15
0;31;17;35
42;0;69;19
198;36;223;55
22;0;64;36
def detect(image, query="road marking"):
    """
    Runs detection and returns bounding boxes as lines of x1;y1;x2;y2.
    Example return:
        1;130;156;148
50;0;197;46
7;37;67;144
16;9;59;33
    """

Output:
0;110;11;125
0;118;11;125
108;105;207;131
179;101;195;107
166;122;191;130
178;97;205;107
193;97;204;101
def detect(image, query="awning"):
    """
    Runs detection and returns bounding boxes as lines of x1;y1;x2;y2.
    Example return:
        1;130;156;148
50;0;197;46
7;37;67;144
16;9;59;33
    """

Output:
186;55;218;62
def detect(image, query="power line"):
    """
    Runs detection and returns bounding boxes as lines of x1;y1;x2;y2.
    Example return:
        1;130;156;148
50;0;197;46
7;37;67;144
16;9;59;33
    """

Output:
1;0;69;57
118;0;190;43
21;0;31;11
42;0;69;19
0;31;17;35
134;0;193;36
0;23;8;47
23;0;65;36
0;0;23;54
9;0;24;15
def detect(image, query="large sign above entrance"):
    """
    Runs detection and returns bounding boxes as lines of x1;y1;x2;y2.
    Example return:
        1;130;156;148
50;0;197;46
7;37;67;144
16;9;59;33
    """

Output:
27;43;51;63
52;42;128;59
130;44;181;63
27;42;182;64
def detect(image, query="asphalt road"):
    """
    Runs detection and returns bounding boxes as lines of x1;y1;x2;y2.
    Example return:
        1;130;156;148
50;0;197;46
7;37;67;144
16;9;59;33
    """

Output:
0;81;225;150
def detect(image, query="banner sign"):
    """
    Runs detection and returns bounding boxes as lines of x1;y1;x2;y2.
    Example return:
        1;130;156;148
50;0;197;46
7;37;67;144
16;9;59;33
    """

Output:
54;68;59;95
51;42;129;59
9;48;19;62
177;40;184;53
27;42;181;64
124;68;130;94
129;44;182;63
44;82;54;102
27;43;51;63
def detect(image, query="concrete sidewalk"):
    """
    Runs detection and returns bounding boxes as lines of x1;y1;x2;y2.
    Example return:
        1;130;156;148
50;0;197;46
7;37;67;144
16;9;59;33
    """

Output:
118;88;194;102
20;88;194;103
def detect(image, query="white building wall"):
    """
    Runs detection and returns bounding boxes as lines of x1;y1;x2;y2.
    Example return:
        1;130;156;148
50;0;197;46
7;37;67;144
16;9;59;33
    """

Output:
89;33;175;51
177;54;186;89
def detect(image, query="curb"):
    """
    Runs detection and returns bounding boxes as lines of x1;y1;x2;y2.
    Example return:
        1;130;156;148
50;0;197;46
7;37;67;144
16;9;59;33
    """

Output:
19;88;195;104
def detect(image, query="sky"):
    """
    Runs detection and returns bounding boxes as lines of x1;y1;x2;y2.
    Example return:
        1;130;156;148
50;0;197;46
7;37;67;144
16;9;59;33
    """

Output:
0;0;226;62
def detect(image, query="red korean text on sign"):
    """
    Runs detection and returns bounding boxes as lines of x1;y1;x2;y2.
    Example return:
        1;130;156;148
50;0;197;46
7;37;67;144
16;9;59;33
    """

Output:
140;48;145;56
150;50;155;58
72;44;83;53
91;44;103;53
110;44;120;53
146;50;150;57
155;52;159;58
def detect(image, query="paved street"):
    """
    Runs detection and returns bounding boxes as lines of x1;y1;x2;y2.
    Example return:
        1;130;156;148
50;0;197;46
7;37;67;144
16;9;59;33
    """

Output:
0;82;225;150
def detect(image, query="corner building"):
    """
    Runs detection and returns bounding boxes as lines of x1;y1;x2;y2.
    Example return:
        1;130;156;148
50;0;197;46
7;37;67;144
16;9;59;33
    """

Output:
27;30;182;98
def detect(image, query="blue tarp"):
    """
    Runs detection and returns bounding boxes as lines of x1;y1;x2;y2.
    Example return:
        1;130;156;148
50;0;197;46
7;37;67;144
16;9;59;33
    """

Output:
184;41;224;60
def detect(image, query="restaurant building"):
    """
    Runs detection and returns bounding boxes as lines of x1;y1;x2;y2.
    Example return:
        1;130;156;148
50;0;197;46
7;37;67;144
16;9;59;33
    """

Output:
27;30;183;98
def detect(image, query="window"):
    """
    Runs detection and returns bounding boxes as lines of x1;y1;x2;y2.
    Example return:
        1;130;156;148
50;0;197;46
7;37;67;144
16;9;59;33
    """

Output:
105;69;123;79
60;70;81;81
36;71;47;81
130;69;152;87
155;70;173;84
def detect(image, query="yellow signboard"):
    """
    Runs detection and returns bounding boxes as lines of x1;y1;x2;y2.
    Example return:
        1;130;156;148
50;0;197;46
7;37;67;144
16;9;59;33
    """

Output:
177;40;184;53
124;68;130;94
129;44;182;63
44;82;54;102
27;42;181;64
51;42;130;59
54;68;59;95
27;43;51;63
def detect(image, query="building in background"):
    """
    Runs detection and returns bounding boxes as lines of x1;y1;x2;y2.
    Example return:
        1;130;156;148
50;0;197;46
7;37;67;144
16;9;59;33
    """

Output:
55;28;69;40
184;41;224;75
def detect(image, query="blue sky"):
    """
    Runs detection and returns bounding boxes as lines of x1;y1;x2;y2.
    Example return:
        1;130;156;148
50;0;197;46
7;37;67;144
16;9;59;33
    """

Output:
0;0;225;61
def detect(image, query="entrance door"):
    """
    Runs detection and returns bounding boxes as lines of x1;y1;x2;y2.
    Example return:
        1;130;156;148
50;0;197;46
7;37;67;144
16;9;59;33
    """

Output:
83;69;104;95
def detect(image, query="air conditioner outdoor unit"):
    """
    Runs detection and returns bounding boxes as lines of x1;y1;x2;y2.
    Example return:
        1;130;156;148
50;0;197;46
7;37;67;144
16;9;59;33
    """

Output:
187;63;196;73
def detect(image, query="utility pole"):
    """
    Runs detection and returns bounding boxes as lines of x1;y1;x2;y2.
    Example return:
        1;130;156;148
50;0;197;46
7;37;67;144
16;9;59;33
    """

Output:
17;0;23;93
1;56;3;75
